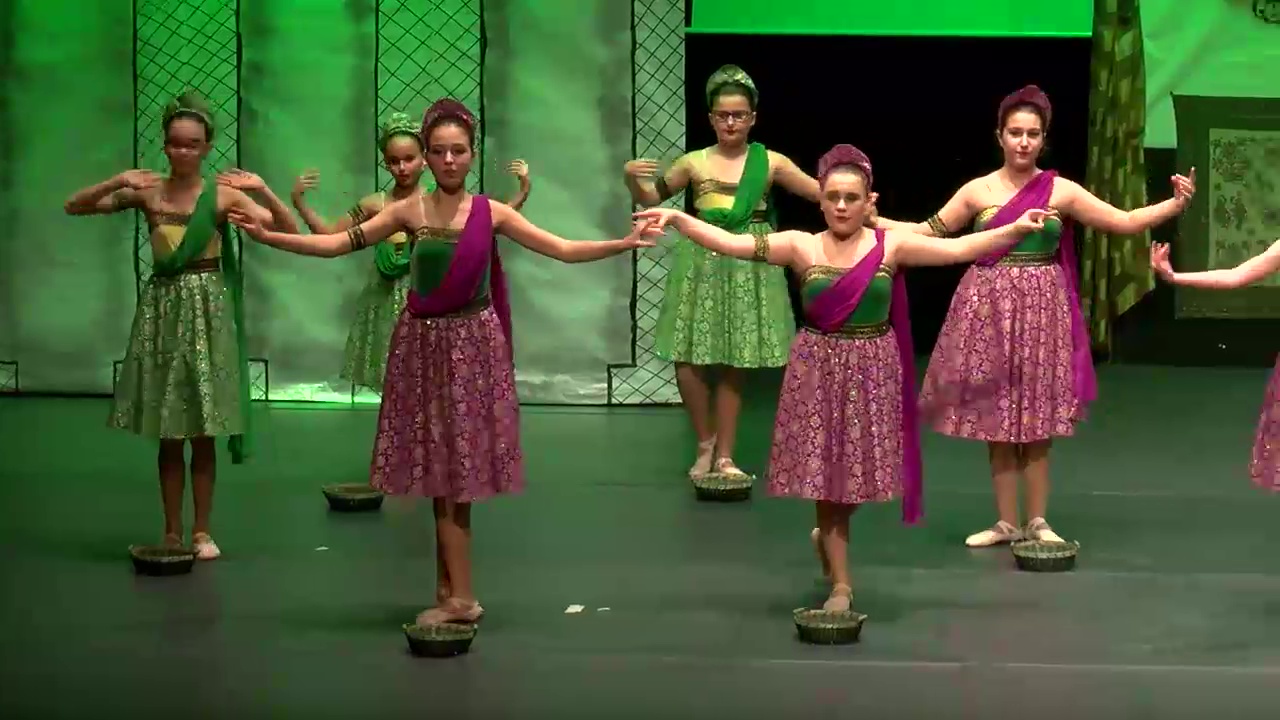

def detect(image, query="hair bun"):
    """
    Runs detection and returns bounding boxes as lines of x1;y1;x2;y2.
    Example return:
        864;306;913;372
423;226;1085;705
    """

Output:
818;144;873;187
998;85;1052;128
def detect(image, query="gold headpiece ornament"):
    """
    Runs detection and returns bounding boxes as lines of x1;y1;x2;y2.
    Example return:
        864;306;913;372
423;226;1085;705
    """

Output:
705;64;758;108
161;90;215;137
379;111;421;149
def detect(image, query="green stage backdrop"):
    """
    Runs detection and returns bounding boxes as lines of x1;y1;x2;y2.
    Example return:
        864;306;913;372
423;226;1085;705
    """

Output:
2;0;1278;401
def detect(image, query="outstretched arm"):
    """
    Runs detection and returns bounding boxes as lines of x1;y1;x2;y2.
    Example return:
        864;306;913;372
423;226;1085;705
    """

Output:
892;210;1053;267
217;170;300;233
633;207;799;268
770;151;820;203
491;201;653;263
64;170;158;215
1060;170;1193;235
1151;240;1280;290
230;199;408;258
872;181;978;237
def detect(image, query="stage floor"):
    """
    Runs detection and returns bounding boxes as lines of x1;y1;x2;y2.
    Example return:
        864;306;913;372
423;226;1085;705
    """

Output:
2;364;1279;718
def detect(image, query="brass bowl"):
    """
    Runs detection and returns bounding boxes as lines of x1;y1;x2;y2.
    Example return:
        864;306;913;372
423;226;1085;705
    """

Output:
691;473;754;502
128;544;196;577
322;483;385;513
793;608;867;645
402;622;477;658
1010;540;1080;573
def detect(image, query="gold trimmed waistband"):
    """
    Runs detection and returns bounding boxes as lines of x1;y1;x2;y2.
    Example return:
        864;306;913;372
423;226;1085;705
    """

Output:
997;252;1055;267
800;321;890;339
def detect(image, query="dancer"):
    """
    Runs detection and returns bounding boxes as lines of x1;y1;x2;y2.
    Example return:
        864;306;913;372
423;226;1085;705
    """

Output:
1150;241;1280;491
624;64;819;481
229;98;659;625
62;91;298;558
291;112;533;391
636;145;1055;610
874;85;1195;547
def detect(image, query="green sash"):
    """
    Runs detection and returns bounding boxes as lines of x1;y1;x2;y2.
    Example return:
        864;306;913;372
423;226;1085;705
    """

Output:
373;238;412;280
152;180;252;464
697;142;771;232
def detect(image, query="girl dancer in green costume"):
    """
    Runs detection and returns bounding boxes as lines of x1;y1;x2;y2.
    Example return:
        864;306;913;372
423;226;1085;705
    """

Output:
64;91;299;559
624;64;820;480
291;112;532;391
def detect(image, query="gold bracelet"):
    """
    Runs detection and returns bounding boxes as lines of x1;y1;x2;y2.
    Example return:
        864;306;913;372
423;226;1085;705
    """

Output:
347;225;368;252
926;214;950;237
751;232;770;262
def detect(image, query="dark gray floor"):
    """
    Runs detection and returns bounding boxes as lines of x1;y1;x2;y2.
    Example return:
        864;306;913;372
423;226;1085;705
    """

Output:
2;364;1280;718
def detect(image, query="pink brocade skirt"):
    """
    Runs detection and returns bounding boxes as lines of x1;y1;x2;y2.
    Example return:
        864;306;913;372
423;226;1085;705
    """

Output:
369;304;524;503
918;261;1079;443
1249;356;1280;492
767;328;904;505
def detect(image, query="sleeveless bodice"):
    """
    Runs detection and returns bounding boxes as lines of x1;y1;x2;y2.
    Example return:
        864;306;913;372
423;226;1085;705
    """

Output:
975;206;1062;255
688;149;771;217
408;227;490;299
148;212;222;262
800;264;894;331
364;192;410;246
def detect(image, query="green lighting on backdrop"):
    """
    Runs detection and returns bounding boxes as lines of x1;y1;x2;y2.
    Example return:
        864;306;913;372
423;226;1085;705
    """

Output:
690;1;1094;37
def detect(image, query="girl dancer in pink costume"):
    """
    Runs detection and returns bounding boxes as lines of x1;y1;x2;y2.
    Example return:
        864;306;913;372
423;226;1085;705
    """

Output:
638;145;1054;610
230;99;660;625
1150;241;1280;492
875;85;1194;548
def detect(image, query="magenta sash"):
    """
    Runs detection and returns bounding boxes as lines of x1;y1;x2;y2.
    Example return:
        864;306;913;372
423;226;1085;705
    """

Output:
805;229;923;524
971;172;1096;411
404;195;514;359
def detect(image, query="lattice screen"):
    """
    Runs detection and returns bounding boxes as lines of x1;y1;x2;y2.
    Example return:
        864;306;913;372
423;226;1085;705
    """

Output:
607;0;686;405
133;0;240;294
0;361;16;393
375;0;484;192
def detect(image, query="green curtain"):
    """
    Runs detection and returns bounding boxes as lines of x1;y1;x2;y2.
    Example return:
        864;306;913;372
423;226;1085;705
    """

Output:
1079;0;1150;352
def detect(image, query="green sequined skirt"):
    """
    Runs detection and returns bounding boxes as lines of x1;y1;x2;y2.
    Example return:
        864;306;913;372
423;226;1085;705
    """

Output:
654;223;795;368
340;268;412;390
110;270;245;439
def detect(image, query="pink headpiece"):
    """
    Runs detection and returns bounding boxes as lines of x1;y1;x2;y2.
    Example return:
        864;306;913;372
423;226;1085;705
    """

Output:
818;144;873;188
420;98;477;144
998;85;1052;129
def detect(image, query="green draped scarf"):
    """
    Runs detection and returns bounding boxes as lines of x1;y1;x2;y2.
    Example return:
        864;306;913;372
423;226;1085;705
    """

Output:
697;142;771;231
373;238;412;280
152;179;251;464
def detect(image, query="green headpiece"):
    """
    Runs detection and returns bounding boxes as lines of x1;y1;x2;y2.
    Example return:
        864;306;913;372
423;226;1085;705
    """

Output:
161;90;215;138
379;112;421;150
705;64;758;108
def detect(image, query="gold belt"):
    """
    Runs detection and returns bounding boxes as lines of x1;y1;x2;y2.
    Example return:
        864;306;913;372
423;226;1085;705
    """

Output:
801;321;890;339
998;252;1055;267
413;295;491;319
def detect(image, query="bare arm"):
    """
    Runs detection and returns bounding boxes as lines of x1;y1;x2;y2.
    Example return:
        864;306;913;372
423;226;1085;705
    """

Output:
232;198;409;258
491;201;643;263
873;180;979;236
1156;240;1280;289
625;155;692;208
64;173;151;215
891;221;1033;267
1059;178;1184;235
769;151;819;203
660;210;800;267
505;160;532;212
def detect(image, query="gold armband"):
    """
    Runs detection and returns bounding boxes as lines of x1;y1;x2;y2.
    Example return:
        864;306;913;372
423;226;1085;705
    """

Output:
751;232;770;262
347;225;369;252
347;205;368;223
926;214;950;237
654;177;673;202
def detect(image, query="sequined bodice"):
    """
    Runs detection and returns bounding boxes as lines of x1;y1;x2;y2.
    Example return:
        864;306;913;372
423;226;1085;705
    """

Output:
975;206;1062;255
408;227;489;299
148;212;222;262
800;265;894;329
